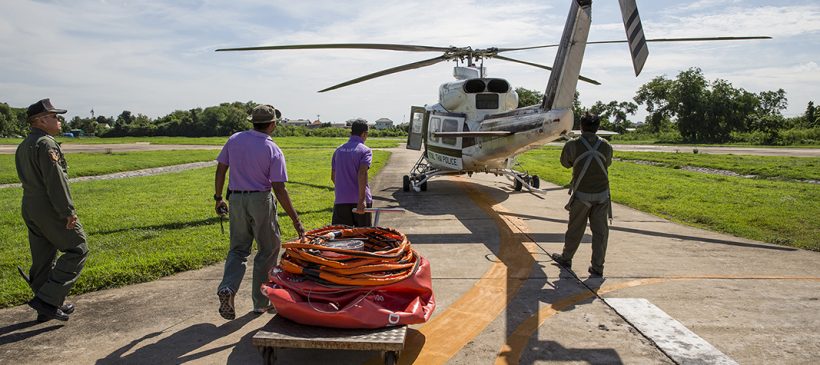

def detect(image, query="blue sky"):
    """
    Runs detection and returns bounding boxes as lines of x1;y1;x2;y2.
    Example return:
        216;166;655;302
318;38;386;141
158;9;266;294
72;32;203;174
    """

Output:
1;0;817;124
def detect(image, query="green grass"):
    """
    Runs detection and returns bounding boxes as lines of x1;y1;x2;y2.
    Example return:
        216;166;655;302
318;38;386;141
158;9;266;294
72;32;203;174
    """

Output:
608;136;820;148
0;137;403;184
616;151;820;181
0;150;220;184
0;149;390;308
1;136;404;148
518;147;820;251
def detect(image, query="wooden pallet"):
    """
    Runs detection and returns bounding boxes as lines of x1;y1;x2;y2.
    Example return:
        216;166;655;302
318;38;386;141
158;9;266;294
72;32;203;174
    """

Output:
252;315;407;365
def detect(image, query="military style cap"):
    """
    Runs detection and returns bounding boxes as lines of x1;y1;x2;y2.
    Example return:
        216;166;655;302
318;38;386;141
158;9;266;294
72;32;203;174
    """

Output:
27;98;67;120
249;104;282;123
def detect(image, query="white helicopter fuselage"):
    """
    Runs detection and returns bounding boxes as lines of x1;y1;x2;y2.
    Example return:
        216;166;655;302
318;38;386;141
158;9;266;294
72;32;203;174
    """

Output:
422;82;573;172
463;107;573;170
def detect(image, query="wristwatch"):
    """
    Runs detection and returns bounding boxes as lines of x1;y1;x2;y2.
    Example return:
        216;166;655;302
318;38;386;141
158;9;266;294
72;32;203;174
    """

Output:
214;194;223;201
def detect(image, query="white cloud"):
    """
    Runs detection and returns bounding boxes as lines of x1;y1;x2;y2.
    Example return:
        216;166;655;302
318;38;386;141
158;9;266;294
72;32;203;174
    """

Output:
0;0;817;124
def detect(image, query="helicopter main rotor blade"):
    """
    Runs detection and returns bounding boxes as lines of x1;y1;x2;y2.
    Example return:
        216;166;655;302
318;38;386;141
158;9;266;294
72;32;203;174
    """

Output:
493;55;601;85
319;55;450;92
216;43;452;53
496;36;771;52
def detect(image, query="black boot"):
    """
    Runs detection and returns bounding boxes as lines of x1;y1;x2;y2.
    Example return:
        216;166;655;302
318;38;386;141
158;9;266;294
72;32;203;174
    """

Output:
36;303;74;322
588;266;604;278
28;297;69;322
550;253;572;269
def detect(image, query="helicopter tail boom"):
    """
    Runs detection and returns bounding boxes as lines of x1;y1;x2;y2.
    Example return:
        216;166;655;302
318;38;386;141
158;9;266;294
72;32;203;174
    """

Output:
542;0;592;111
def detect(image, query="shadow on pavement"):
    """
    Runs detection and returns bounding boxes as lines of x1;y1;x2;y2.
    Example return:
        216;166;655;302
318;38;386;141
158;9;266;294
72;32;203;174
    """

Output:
0;320;63;346
390;177;623;363
97;312;257;364
499;211;794;251
519;340;623;365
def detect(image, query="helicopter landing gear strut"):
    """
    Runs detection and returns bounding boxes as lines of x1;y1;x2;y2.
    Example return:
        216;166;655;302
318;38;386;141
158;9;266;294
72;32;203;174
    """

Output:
403;154;440;192
402;174;428;192
505;171;542;193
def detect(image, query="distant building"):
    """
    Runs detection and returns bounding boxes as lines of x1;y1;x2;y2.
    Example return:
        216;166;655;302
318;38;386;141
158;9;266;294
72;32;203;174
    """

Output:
306;120;325;129
286;119;311;127
374;118;394;130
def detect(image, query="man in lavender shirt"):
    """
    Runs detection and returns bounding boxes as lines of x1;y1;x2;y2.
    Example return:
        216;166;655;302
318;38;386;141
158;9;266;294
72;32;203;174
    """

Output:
213;104;305;320
331;119;372;227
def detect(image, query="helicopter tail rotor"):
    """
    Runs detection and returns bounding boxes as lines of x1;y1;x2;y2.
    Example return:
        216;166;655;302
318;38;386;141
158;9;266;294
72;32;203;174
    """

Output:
618;0;649;76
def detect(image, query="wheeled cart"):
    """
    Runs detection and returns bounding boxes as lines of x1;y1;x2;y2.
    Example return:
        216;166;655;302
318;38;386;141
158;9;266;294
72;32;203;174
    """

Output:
252;315;406;365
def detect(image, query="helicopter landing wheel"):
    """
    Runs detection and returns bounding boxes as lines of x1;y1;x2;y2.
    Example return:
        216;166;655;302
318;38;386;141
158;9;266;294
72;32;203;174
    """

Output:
531;175;540;189
514;177;523;191
402;175;410;192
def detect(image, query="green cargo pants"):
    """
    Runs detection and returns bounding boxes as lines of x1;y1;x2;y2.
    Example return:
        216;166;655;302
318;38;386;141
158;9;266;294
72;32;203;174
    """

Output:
562;197;610;273
22;198;89;307
219;191;281;310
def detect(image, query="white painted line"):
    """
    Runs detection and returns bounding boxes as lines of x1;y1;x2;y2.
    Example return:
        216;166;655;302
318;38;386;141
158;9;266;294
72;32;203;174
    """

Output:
606;298;737;365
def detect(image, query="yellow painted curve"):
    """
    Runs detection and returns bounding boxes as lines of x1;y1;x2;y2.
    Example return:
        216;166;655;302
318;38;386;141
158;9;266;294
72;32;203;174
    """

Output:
362;179;542;365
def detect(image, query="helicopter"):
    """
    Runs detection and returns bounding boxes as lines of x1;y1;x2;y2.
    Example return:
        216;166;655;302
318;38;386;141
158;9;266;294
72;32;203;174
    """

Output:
217;0;769;193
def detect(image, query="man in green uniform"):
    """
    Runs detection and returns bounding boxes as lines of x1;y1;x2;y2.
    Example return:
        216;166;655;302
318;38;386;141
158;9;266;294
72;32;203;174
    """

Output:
551;113;613;277
15;99;89;321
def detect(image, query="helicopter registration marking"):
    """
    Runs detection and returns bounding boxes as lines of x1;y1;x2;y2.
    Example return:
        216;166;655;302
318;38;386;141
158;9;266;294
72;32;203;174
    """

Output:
428;150;463;170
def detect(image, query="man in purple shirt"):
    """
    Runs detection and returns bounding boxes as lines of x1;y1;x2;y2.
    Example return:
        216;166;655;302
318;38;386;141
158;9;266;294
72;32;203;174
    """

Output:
331;119;372;227
213;104;305;320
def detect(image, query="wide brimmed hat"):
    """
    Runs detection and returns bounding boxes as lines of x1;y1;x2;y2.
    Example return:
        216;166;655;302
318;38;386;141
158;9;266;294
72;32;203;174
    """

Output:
249;104;282;123
27;98;67;120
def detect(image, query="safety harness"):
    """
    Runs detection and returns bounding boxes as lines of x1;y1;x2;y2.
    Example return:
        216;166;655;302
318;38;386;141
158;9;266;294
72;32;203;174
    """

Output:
279;226;420;287
567;136;613;221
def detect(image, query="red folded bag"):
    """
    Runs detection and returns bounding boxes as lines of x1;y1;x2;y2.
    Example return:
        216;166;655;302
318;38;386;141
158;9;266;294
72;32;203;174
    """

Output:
262;255;435;329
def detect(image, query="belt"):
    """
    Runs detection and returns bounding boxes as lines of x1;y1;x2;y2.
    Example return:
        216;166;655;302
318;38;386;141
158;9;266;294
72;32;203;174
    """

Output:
228;189;270;194
227;189;270;199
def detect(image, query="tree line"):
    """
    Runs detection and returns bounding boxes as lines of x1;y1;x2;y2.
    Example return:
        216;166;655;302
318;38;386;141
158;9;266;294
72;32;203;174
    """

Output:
3;68;816;144
0;100;406;139
517;67;817;145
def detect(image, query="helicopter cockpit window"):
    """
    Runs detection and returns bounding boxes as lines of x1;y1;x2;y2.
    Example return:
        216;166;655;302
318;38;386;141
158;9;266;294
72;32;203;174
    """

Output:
476;93;499;109
411;112;424;133
441;118;459;145
429;117;441;144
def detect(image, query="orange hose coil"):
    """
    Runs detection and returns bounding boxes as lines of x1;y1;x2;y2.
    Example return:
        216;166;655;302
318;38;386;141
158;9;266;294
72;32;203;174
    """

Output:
280;225;421;286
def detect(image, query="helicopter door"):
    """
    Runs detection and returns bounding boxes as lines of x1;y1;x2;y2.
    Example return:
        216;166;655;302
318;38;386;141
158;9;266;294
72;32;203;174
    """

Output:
406;106;426;151
425;113;465;170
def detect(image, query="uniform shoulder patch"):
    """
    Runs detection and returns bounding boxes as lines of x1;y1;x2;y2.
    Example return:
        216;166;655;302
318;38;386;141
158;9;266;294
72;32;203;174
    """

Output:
48;149;60;163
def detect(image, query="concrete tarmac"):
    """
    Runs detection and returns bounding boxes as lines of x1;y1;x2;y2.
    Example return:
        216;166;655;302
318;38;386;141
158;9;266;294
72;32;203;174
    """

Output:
0;147;818;364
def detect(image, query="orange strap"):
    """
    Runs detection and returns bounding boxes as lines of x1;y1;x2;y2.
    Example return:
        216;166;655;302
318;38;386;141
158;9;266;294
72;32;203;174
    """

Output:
280;225;419;286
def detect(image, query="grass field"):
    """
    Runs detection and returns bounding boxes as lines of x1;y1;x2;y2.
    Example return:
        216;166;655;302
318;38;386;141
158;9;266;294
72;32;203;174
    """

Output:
616;151;820;181
518;147;820;252
0;136;405;148
604;138;801;147
0;137;402;184
0;150;220;184
0;149;390;308
608;136;820;148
